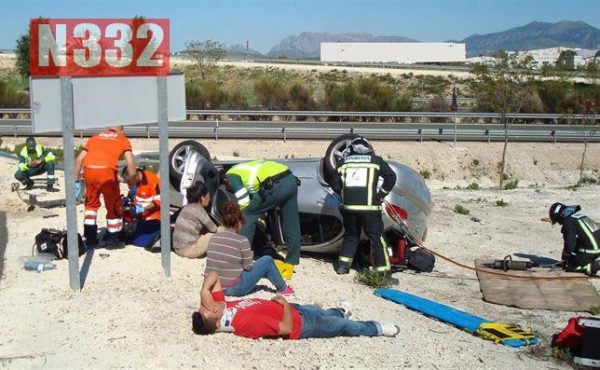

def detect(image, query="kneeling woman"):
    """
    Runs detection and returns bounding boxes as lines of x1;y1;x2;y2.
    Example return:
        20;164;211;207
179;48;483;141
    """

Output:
205;202;294;296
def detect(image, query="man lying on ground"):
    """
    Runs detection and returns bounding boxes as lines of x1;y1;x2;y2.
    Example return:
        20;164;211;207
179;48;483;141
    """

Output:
192;271;400;339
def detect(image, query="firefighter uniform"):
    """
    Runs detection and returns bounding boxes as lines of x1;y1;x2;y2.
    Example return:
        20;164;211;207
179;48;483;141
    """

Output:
128;170;162;248
14;142;56;190
550;203;600;275
331;140;397;274
81;129;133;245
226;160;301;265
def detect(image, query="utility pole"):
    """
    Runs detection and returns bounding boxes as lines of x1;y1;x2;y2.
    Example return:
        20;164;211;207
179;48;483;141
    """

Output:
245;40;249;62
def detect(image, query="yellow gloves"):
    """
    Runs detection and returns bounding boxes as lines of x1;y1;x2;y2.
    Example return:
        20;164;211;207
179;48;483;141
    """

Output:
274;260;294;280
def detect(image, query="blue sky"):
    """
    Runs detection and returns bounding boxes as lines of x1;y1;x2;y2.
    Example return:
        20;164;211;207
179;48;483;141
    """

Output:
0;0;598;53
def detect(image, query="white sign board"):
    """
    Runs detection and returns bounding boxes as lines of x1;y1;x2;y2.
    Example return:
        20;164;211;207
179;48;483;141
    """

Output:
30;73;186;133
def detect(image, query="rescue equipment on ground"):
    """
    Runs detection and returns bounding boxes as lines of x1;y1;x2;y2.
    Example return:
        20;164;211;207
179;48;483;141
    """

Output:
375;288;540;347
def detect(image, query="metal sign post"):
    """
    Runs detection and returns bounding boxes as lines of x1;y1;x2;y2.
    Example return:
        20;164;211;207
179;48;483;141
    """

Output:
157;76;171;277
60;77;81;290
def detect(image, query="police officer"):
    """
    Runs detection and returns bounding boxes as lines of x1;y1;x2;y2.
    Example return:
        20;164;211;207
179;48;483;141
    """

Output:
548;202;600;275
330;137;397;280
222;160;301;269
14;137;56;191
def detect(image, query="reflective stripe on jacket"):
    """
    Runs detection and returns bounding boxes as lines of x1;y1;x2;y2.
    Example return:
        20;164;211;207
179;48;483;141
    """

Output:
333;153;396;212
226;160;289;209
18;144;55;171
135;170;161;221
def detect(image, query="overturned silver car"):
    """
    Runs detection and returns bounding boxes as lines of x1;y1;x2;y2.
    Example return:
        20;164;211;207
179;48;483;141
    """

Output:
158;134;432;262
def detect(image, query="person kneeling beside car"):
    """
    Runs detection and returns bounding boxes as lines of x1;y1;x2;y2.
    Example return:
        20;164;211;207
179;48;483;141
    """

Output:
192;271;400;339
121;167;162;249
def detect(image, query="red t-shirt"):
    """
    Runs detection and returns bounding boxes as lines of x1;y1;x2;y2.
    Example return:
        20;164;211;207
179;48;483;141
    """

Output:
212;291;302;339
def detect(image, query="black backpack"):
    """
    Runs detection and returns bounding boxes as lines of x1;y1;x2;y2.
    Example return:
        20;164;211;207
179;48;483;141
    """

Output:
35;228;85;260
406;247;435;273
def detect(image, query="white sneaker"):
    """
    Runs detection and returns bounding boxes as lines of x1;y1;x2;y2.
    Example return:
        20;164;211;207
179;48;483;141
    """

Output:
379;323;400;337
338;300;352;319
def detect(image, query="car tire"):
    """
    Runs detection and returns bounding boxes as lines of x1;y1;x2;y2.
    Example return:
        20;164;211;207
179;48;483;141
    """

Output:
169;140;211;189
322;133;360;186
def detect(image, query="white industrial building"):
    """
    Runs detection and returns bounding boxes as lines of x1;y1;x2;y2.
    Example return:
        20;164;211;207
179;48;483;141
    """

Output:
320;42;466;64
466;47;599;68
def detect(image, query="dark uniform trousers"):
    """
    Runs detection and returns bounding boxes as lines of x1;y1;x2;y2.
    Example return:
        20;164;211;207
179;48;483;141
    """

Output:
338;209;389;271
240;173;301;265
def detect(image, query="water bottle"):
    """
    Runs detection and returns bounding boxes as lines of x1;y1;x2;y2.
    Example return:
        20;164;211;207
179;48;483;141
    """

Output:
24;260;56;272
22;254;56;272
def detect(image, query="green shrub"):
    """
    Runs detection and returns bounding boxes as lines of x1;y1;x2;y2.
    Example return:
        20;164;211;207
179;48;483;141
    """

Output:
466;182;480;190
287;83;317;111
254;78;289;109
565;184;579;191
504;180;518;190
495;199;509;207
471;159;480;166
0;78;29;108
419;169;431;179
454;204;470;215
186;80;228;109
354;269;393;288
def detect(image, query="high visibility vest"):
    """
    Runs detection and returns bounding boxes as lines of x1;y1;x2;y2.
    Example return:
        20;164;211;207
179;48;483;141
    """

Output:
135;170;161;221
18;144;55;171
226;160;288;209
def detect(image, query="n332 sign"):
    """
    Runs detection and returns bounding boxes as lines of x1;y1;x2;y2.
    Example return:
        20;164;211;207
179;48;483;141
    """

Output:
30;18;170;76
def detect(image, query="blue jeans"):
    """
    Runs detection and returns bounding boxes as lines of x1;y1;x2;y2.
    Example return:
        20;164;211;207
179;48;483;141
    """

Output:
293;304;380;338
223;256;286;296
130;220;161;248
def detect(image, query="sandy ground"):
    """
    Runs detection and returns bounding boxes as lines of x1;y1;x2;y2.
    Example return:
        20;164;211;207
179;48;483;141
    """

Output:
1;139;600;369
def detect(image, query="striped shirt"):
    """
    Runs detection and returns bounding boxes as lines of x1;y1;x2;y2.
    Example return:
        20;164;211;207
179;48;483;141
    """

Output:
205;230;254;287
172;203;218;251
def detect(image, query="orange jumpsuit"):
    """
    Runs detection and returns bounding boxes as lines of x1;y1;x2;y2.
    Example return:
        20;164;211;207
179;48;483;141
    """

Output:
134;170;161;221
82;129;132;234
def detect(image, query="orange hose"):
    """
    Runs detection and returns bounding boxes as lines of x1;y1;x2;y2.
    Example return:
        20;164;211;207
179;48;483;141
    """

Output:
384;202;598;281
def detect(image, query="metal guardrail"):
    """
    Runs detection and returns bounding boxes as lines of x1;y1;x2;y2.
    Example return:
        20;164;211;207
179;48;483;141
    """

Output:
0;119;598;143
1;108;596;121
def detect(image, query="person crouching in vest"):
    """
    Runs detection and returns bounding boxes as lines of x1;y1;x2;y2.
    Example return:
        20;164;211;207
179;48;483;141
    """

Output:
220;160;301;277
547;202;600;275
330;137;397;283
121;167;162;249
14;137;57;191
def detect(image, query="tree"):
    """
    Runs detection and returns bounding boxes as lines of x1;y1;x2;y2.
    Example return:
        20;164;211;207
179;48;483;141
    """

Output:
556;49;577;70
470;50;536;189
185;40;226;80
15;33;30;78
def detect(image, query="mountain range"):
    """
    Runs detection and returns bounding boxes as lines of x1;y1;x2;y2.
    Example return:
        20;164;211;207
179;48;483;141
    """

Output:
260;21;599;58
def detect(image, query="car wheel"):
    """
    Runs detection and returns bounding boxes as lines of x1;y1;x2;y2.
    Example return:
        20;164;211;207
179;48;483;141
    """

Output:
169;140;211;189
322;133;360;185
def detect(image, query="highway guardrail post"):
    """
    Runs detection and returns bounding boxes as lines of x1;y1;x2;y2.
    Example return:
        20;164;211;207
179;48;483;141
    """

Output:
551;130;556;144
146;125;150;139
215;119;219;141
282;127;286;142
486;129;490;143
418;128;422;143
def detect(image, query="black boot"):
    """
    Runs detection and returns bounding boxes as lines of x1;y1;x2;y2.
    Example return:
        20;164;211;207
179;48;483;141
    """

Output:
84;224;99;247
46;183;58;192
24;179;34;190
104;231;125;249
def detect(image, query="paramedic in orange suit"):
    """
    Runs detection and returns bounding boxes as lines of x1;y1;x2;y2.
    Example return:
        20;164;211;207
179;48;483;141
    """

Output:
74;126;137;247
